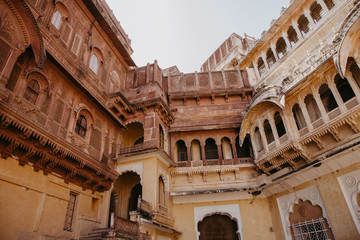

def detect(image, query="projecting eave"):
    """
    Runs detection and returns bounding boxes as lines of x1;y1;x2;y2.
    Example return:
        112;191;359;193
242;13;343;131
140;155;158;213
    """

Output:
238;0;302;68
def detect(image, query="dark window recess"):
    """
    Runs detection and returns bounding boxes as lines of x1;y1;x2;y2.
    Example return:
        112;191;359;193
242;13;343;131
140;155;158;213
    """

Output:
292;104;307;130
264;120;274;144
310;2;324;24
319;84;338;112
205;138;218;160
257;57;266;76
23;79;40;104
350;59;360;88
276;37;288;59
176;140;187;162
335;74;355;103
324;0;335;10
287;26;298;47
274;112;286;137
298;15;311;36
266;49;276;68
305;95;321;122
75;115;87;137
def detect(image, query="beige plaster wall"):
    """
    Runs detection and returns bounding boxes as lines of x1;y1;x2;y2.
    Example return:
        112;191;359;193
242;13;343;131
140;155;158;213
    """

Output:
0;157;103;240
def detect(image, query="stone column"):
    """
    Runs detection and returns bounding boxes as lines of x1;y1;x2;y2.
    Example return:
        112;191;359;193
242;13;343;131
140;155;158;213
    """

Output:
257;119;269;153
297;95;314;131
252;61;261;81
270;43;279;62
291;20;304;40
217;144;223;165
304;10;316;28
201;143;207;166
281;31;292;50
268;113;280;147
310;86;330;122
326;76;346;113
318;0;330;14
231;138;239;164
187;142;191;167
261;52;270;71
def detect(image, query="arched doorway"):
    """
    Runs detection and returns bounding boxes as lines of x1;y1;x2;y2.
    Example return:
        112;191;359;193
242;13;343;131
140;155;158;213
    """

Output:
198;214;240;240
110;171;141;222
127;183;142;219
289;199;334;240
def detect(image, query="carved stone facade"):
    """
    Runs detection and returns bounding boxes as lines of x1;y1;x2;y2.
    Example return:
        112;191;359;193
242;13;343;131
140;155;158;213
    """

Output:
1;0;360;240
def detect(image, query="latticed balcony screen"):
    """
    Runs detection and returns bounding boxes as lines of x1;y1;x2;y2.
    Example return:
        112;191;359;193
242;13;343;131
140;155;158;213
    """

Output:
291;218;329;240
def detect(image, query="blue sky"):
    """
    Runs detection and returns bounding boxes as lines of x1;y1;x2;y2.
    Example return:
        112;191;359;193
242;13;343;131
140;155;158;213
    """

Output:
106;0;289;73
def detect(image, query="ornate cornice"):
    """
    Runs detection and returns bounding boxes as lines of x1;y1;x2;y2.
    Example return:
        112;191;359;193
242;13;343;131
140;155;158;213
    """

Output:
0;107;118;193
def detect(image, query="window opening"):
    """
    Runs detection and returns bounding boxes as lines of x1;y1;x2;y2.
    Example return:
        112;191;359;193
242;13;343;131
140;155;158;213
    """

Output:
89;53;99;74
274;112;286;137
205;138;219;160
292;104;307;130
324;0;335;10
266;49;276;68
264;120;275;144
335;74;355;103
319;84;338;112
276;37;288;59
176;140;187;162
257;57;266;76
310;2;325;24
51;10;62;30
305;95;321;122
287;26;298;47
75;115;87;137
298;15;311;37
23;79;40;104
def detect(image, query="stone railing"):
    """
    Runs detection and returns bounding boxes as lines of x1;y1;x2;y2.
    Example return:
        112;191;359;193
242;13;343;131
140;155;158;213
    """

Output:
177;157;253;167
138;198;153;216
118;143;144;155
114;216;139;235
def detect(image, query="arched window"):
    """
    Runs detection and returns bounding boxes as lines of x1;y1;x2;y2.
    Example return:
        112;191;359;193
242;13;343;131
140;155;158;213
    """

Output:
305;95;321;122
159;125;164;149
292;104;307;130
257;57;266;76
298;15;311;37
266;49;276;68
75;115;87;137
89;54;99;74
51;10;62;30
349;58;360;87
319;84;338;112
236;135;253;158
287;26;298;47
159;176;165;206
324;0;335;10
335;74;355;103
310;1;325;24
23;80;40;104
205;138;218;160
221;137;233;160
274;112;286;137
254;127;264;151
190;139;202;161
176;140;187;162
276;37;288;59
264;120;274;144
